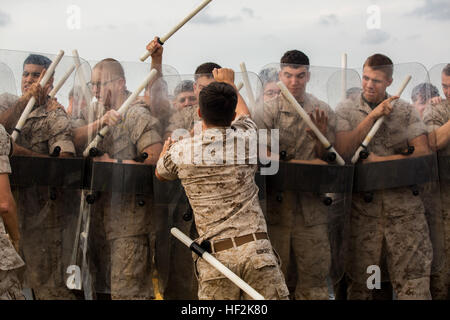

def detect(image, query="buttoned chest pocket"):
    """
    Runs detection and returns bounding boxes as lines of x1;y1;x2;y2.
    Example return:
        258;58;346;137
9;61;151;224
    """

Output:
277;112;301;157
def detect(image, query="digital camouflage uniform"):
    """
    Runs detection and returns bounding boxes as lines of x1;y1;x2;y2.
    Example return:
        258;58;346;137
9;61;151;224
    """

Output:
423;99;450;299
72;96;161;299
0;125;25;300
157;115;290;300
262;92;336;300
155;103;201;300
336;95;433;300
1;94;77;300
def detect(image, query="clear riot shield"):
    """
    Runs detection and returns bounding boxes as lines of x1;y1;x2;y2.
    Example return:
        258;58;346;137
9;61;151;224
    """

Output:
425;63;450;299
0;52;84;299
69;58;170;299
0;62;18;114
0;49;87;111
347;62;443;299
257;62;354;300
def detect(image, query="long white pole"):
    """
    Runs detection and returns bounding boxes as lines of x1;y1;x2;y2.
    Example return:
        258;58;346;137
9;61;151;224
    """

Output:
49;64;76;99
82;69;159;157
171;227;265;300
341;53;347;100
351;75;412;164
12;50;65;141
239;62;256;110
140;0;213;62
277;81;346;166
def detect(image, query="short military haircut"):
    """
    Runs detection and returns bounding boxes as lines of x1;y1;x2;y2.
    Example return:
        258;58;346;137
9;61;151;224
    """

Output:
194;62;222;81
363;54;394;80
280;50;310;69
93;58;125;79
174;80;194;97
199;82;237;127
443;64;450;76
23;54;52;70
411;83;440;104
259;67;279;88
346;87;362;99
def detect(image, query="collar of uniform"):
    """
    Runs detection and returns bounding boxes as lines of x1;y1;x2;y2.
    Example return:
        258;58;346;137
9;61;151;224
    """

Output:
27;104;48;118
361;93;387;110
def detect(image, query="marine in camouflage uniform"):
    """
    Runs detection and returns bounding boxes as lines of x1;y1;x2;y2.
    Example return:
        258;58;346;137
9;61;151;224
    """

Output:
156;75;289;300
0;125;25;300
335;54;433;300
261;51;336;300
423;66;450;299
72;58;163;299
0;54;77;300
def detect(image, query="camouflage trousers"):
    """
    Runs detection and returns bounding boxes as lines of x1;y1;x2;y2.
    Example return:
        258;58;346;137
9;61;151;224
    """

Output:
195;238;290;300
266;196;331;300
430;215;450;300
347;210;433;300
0;269;25;300
109;235;154;300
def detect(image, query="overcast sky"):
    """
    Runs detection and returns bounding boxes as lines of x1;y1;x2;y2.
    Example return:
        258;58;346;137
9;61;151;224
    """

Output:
0;0;449;75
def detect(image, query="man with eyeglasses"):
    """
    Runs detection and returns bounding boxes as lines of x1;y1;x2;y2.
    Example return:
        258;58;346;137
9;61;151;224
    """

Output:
71;57;163;300
260;50;337;300
0;54;77;300
173;80;197;111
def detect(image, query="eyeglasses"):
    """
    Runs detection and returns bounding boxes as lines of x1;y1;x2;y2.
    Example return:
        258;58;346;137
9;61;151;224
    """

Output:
264;89;281;98
87;78;120;89
178;96;197;104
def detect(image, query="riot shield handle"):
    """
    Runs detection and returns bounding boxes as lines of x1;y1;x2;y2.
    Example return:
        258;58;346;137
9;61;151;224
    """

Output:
322;196;333;206
50;146;61;157
400;145;415;156
351;75;412;164
88;147;104;158
133;152;148;163
170;227;265;300
12;50;65;141
140;0;213;62
277;81;345;166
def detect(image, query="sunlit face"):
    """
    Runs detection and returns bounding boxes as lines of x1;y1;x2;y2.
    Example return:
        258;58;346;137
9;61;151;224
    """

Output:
21;64;47;94
263;81;281;102
194;76;215;98
175;91;197;110
90;68;122;107
279;66;310;101
361;67;392;103
442;73;450;100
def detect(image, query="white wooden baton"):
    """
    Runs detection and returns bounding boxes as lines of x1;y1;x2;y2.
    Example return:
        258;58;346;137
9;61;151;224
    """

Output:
350;75;412;164
236;81;244;91
277;81;346;166
12;50;65;141
170;227;265;300
239;62;256;110
341;53;347;100
49;64;76;99
140;0;213;62
82;68;159;157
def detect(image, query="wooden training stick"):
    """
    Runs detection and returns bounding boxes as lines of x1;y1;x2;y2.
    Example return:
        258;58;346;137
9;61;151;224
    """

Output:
49;64;76;99
351;75;412;164
277;81;346;166
12;50;65;141
140;0;213;62
83;69;159;157
171;227;265;300
239;62;256;110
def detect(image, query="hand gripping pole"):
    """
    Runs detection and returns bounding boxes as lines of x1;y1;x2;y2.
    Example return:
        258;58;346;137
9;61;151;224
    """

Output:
171;227;265;300
351;75;412;164
82;68;158;157
140;0;213;62
277;81;346;165
12;50;65;141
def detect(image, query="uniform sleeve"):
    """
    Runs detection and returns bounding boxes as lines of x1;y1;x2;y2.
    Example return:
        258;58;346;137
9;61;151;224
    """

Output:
0;125;11;174
231;115;258;131
156;144;179;181
47;109;76;155
423;103;448;133
125;105;162;153
335;102;353;132
0;93;18;116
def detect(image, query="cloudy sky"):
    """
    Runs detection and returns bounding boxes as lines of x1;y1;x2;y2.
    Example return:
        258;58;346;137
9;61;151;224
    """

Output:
0;0;449;75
